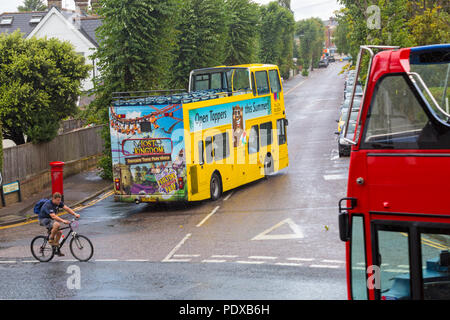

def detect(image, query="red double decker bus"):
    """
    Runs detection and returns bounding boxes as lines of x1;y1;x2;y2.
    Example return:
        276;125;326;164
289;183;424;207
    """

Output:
339;44;450;300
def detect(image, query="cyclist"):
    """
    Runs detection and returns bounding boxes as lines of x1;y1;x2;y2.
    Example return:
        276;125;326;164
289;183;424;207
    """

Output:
38;192;80;256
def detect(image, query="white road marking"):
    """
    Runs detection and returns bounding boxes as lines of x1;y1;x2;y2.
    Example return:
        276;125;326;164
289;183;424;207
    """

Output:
322;259;345;264
22;261;38;263
397;265;409;268
202;259;226;263
173;254;200;258
0;261;17;264
310;264;340;269
162;233;192;262
211;255;239;258
275;262;303;267
163;259;191;262
125;259;150;262
236;260;265;265
95;259;119;262
323;174;347;181
248;256;277;260
196;206;220;227
60;259;78;262
252;218;304;240
223;192;234;201
287;257;314;262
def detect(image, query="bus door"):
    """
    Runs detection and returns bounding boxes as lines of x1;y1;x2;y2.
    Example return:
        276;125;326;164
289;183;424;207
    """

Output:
246;121;262;181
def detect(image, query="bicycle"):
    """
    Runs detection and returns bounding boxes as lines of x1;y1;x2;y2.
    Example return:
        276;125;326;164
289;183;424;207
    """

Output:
30;219;94;262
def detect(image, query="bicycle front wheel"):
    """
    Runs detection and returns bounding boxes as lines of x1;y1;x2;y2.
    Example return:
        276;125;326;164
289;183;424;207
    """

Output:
70;234;94;262
31;236;55;262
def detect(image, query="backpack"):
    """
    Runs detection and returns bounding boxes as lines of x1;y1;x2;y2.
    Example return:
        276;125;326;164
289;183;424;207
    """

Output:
34;199;50;215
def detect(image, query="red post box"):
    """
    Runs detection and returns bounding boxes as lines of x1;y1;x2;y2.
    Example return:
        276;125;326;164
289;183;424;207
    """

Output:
50;161;65;197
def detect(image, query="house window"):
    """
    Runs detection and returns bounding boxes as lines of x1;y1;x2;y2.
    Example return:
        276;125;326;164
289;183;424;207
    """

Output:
29;15;43;24
0;16;13;25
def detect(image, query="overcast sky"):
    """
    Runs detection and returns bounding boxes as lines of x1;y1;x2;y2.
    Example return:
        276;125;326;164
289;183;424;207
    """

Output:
1;0;342;20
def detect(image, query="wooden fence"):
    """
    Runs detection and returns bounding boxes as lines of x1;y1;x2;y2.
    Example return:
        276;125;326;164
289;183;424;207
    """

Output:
1;125;104;184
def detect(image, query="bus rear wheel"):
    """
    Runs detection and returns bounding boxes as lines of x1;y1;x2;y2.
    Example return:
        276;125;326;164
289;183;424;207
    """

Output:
210;173;222;201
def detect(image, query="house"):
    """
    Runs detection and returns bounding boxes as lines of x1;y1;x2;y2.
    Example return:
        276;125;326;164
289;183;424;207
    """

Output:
0;0;102;99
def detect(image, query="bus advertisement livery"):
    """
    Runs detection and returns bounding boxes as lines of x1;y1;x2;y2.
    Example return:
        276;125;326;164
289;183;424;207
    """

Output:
110;64;289;204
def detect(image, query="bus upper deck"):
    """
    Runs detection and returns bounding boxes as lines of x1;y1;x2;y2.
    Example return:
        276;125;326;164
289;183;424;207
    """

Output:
110;64;289;204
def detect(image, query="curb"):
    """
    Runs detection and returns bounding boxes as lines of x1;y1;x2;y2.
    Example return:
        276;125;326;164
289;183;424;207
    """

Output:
0;184;113;228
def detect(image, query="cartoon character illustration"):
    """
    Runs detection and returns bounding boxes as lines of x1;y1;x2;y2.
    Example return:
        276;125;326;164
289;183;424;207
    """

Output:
232;105;244;147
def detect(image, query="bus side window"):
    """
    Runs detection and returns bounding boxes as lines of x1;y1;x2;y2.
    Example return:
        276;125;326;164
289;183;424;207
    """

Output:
213;132;229;161
277;119;287;145
205;136;214;163
255;71;270;95
252;72;257;96
260;121;272;147
268;69;282;93
248;125;260;154
198;141;204;165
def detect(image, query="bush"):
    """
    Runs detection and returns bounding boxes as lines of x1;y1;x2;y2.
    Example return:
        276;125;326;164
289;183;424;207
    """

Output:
302;69;309;77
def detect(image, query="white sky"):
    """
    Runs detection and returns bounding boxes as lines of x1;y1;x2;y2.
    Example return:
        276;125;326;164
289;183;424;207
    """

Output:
1;0;342;20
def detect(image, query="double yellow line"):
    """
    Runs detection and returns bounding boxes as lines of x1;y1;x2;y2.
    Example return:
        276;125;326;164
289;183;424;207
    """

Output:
401;232;449;251
0;190;114;230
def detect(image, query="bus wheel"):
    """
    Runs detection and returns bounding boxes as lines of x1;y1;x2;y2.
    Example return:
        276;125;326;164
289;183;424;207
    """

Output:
264;154;274;177
210;172;222;201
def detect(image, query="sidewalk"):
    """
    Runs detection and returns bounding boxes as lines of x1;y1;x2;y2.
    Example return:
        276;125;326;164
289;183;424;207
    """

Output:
0;168;113;227
281;72;305;93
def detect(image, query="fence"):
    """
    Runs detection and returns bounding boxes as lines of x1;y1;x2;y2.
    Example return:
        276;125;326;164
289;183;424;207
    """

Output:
1;125;104;184
58;119;86;134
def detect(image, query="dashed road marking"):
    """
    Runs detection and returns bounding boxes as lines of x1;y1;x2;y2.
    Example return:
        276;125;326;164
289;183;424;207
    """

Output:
275;262;303;267
211;255;239;258
252;218;304;240
248;256;277;260
196;206;220;227
310;264;340;269
162;233;192;262
202;259;227;263
236;260;265;265
287;257;315;262
223;192;234;201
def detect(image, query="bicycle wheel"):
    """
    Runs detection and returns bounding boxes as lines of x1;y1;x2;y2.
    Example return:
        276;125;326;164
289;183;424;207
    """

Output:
30;236;55;262
69;234;94;262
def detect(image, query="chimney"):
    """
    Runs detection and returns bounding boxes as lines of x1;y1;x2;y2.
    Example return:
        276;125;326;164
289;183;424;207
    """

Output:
47;0;62;9
74;0;89;13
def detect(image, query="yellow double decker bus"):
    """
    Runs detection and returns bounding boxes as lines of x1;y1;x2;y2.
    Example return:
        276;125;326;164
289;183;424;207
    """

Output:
109;64;289;203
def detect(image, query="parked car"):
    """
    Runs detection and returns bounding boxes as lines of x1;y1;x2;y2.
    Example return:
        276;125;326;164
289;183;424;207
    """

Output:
328;56;336;62
340;94;363;112
344;84;363;99
338;108;360;133
318;59;329;68
337;121;357;157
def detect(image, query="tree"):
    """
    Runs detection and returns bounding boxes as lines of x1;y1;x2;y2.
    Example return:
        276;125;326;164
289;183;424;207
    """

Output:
17;0;47;11
259;2;295;79
224;0;260;66
0;31;90;145
172;0;228;88
278;0;291;10
88;0;180;179
296;18;325;72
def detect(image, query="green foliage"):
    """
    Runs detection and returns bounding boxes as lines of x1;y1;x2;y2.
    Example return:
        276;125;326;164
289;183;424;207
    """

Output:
224;0;261;66
18;0;47;11
172;0;228;88
259;1;295;79
0;122;3;171
0;31;90;145
296;18;325;72
336;0;449;63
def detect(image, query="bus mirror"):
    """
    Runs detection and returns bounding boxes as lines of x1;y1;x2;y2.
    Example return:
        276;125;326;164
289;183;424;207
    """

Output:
284;119;288;126
339;212;350;242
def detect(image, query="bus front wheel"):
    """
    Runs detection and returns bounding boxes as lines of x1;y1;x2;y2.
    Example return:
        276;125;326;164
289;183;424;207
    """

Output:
210;172;222;201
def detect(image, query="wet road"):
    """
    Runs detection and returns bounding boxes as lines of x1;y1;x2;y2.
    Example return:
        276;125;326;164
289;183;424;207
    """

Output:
0;62;350;299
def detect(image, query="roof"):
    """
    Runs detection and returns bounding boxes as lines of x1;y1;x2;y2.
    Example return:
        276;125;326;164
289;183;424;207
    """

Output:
0;11;47;37
0;8;102;47
79;17;102;46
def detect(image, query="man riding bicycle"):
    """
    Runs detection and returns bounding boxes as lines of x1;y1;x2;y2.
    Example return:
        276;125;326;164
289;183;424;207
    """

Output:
38;192;80;256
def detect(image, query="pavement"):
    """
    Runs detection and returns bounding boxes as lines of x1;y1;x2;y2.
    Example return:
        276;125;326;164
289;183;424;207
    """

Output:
0;167;113;227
